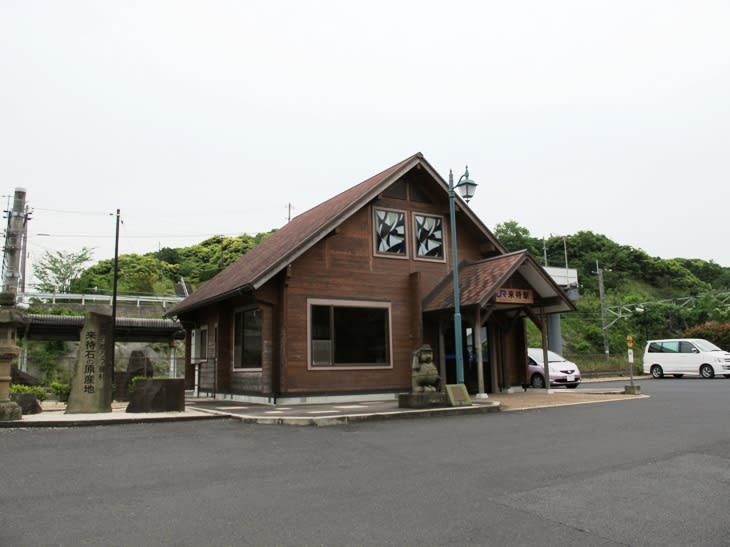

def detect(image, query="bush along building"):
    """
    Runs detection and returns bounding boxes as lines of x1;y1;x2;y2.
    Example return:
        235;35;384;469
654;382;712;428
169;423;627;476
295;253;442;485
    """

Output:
167;153;575;404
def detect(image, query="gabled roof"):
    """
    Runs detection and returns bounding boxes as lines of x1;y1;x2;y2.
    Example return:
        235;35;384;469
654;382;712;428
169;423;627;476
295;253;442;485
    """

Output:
168;152;506;316
423;250;576;315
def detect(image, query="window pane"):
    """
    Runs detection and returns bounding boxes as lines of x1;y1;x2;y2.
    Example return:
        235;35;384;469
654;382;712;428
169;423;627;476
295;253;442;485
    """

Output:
234;309;262;368
662;341;679;353
242;309;262;368
333;307;388;364
234;313;242;365
410;183;430;203
383;180;407;199
414;214;443;258
198;329;208;359
375;209;406;255
311;305;330;340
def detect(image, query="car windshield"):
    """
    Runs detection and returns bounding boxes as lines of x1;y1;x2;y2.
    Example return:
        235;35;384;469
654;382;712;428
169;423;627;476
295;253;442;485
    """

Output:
546;351;566;362
693;339;722;352
529;349;566;364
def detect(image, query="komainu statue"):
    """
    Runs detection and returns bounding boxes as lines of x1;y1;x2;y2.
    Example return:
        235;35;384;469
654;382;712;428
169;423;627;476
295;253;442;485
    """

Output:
411;344;440;392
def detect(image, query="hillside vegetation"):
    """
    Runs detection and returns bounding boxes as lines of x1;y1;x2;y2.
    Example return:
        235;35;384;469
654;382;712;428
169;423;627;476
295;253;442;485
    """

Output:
494;221;730;354
65;223;730;354
71;232;274;296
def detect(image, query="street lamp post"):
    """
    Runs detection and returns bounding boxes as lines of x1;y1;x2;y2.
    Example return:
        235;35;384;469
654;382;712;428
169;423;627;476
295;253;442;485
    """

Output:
448;166;477;385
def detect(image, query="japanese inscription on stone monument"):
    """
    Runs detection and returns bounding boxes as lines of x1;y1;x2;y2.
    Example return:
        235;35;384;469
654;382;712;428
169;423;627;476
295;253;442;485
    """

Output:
66;310;113;414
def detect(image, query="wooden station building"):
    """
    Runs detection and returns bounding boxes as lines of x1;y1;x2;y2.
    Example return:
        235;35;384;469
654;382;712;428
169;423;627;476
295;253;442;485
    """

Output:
168;153;575;403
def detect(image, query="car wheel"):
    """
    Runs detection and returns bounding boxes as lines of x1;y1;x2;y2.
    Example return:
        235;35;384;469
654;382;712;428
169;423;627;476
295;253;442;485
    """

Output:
566;384;578;389
700;364;715;379
650;365;664;379
673;374;684;378
530;373;546;389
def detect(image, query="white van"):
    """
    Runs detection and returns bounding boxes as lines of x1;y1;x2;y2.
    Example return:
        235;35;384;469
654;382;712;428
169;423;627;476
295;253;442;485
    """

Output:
643;338;730;379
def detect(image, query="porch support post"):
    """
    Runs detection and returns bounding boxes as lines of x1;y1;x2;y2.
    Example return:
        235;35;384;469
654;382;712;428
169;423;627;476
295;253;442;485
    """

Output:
473;307;488;398
438;319;447;392
540;306;553;393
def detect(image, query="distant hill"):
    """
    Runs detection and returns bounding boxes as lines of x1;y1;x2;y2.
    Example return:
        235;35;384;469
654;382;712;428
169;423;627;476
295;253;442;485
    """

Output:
69;224;730;354
72;231;275;297
494;221;730;353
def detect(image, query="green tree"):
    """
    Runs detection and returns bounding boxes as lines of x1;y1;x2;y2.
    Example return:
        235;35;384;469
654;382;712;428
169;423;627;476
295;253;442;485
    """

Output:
493;221;541;257
33;247;94;293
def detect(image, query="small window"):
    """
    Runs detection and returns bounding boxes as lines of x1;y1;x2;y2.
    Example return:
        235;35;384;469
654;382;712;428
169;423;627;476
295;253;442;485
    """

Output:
409;182;431;203
383;180;407;199
193;327;207;361
414;214;444;259
374;208;407;257
233;308;262;369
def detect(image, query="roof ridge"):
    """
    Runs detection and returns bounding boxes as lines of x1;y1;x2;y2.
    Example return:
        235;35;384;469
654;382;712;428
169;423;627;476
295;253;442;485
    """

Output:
168;153;424;316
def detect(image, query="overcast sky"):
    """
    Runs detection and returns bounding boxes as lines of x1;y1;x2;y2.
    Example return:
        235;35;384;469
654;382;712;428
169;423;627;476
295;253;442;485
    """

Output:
2;1;729;289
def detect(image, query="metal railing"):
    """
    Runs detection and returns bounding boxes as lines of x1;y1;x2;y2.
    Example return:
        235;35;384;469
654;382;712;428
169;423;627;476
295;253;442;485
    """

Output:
19;291;184;308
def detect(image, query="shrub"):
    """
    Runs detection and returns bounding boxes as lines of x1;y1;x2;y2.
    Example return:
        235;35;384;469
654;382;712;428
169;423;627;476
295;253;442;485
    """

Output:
10;384;48;401
50;381;71;402
684;321;730;350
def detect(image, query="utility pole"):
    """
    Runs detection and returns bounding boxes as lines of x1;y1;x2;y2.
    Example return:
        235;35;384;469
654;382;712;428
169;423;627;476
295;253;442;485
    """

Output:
1;188;27;304
110;209;121;382
19;204;31;296
595;260;610;361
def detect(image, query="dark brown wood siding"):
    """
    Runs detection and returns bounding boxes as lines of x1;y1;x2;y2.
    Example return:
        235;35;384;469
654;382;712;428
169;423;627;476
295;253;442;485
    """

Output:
274;196;488;395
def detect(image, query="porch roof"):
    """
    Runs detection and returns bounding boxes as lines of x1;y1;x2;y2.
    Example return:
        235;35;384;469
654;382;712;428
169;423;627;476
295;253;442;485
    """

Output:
422;251;576;315
168;152;506;317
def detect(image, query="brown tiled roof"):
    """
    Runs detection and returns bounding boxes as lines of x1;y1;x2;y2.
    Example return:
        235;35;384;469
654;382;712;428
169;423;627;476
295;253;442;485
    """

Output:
168;153;427;316
424;252;528;312
423;250;575;315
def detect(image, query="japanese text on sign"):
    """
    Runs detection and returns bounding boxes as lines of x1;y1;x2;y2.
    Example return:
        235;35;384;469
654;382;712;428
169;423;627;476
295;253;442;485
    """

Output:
495;288;534;304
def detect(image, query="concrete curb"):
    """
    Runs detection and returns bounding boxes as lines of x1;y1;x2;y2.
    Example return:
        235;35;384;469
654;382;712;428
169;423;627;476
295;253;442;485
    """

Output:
225;401;502;426
0;411;227;429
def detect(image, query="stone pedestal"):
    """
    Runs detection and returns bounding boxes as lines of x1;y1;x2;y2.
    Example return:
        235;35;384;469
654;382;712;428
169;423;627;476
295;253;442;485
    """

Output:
398;392;449;409
0;309;26;421
66;310;114;414
624;384;641;395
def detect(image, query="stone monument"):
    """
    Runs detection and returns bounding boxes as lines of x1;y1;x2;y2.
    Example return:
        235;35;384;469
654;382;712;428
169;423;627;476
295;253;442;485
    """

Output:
66;310;114;414
398;345;448;408
0;309;25;421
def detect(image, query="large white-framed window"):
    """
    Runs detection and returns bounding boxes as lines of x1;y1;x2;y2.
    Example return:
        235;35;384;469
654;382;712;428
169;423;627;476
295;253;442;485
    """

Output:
307;298;392;369
373;207;408;258
413;212;445;261
233;307;263;370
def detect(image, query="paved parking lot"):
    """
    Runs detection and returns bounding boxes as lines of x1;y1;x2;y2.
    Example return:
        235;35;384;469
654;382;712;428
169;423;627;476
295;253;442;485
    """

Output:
3;378;729;546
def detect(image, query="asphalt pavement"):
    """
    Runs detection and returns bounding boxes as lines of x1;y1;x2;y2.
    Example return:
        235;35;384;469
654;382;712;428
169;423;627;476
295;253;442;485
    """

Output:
3;377;729;546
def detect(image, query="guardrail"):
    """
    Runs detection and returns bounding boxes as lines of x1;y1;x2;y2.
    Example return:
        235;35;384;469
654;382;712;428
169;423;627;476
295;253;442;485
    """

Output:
18;291;185;308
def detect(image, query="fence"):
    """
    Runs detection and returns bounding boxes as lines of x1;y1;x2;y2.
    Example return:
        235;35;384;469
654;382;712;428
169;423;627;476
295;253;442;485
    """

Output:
563;352;643;378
